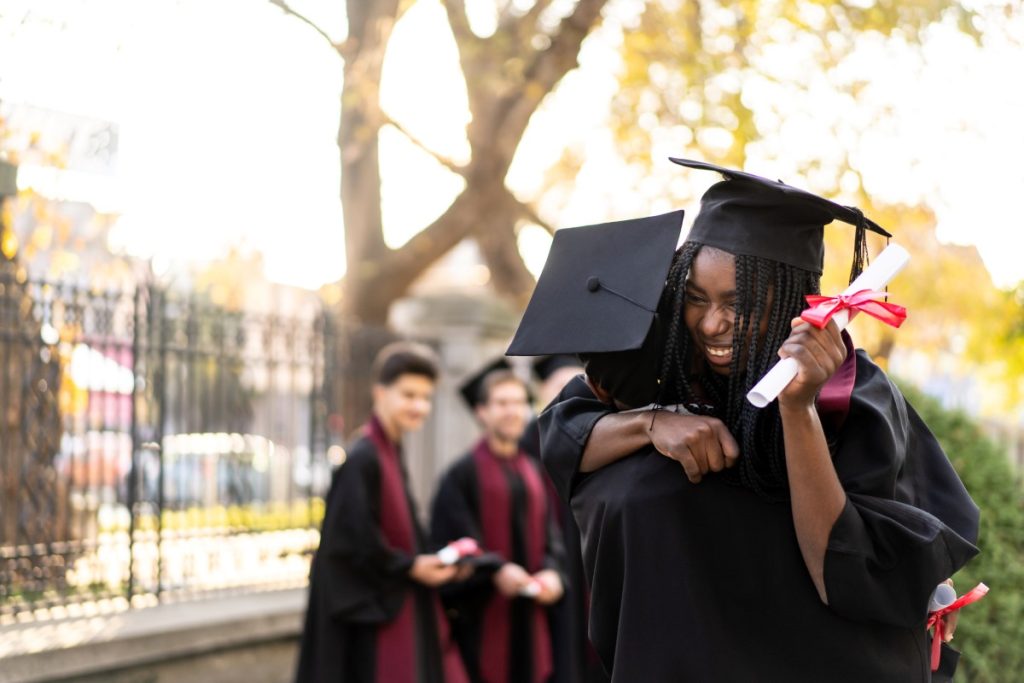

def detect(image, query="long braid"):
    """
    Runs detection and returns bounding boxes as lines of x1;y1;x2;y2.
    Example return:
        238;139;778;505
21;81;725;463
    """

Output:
658;242;820;500
658;243;700;407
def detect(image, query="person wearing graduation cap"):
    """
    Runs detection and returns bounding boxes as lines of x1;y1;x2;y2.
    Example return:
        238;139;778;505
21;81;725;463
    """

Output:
521;356;610;683
431;359;567;683
507;160;980;682
531;356;586;408
295;342;470;683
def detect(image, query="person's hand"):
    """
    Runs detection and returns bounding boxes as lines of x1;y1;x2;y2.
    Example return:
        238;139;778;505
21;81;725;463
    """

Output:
453;562;475;582
777;318;847;409
532;569;564;605
409;554;460;587
493;563;531;598
649;412;740;484
938;578;959;643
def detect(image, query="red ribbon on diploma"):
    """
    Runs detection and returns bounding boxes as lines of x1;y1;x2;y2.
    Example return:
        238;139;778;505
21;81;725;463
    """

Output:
926;583;989;671
801;290;908;330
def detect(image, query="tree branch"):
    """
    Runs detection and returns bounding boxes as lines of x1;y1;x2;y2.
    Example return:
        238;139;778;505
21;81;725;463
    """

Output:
526;0;606;94
440;0;473;43
380;112;468;178
513;195;556;235
520;0;557;35
365;187;485;308
480;0;607;161
268;0;343;55
476;213;536;306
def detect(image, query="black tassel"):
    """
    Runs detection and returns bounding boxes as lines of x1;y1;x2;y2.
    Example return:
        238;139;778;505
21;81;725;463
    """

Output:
848;207;870;284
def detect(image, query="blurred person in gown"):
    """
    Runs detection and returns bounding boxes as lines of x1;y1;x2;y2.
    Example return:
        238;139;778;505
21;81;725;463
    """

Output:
432;362;566;683
296;342;469;683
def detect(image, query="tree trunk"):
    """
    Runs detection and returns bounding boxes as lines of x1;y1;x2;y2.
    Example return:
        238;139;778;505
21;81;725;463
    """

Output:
327;0;610;433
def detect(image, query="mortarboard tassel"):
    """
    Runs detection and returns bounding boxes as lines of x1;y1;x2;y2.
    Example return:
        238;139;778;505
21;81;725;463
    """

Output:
848;207;870;284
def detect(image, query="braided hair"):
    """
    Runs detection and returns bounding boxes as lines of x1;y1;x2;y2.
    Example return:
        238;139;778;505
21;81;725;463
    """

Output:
656;242;821;500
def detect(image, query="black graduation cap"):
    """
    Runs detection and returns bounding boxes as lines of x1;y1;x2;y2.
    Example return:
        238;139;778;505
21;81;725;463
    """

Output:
531;355;582;382
506;210;684;357
669;158;891;279
459;358;533;409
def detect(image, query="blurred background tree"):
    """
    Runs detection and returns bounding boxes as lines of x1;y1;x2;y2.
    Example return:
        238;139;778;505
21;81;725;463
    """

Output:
270;0;611;428
272;0;609;325
606;0;1024;412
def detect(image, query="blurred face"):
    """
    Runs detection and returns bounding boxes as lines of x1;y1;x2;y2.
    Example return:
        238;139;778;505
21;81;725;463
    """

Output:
476;380;530;445
683;247;769;376
373;373;435;437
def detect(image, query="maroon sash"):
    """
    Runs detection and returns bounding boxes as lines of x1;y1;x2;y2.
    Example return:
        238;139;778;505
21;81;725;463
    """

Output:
473;439;553;683
366;417;468;683
816;331;858;431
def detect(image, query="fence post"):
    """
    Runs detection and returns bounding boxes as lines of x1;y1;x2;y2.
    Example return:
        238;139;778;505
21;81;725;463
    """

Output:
127;284;142;601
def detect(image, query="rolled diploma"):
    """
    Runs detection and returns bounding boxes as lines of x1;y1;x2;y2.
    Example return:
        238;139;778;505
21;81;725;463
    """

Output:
518;578;543;598
746;243;910;408
929;582;957;613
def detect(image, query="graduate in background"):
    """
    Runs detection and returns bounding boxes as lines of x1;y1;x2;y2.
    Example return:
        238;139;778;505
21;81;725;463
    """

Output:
432;362;566;683
296;342;469;683
507;161;980;682
521;357;609;683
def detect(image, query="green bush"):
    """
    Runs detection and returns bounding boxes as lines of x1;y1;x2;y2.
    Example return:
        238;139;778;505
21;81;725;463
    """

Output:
897;381;1024;682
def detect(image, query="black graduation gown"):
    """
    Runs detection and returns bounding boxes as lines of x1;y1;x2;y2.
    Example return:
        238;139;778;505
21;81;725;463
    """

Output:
538;352;980;683
521;418;610;683
431;447;566;683
295;436;447;683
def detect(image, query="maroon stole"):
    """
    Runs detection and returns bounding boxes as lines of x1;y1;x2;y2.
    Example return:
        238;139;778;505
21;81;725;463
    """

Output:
473;439;553;683
816;331;858;431
366;417;468;683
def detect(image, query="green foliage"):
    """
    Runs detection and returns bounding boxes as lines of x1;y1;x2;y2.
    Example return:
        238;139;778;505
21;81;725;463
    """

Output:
613;0;982;172
897;380;1024;681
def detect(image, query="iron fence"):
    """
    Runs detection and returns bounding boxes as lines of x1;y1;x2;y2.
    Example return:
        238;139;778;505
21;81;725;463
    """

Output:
0;269;333;620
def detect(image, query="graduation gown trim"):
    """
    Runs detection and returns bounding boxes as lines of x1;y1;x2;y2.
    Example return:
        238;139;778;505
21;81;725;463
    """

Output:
474;440;554;683
365;418;470;683
366;417;419;683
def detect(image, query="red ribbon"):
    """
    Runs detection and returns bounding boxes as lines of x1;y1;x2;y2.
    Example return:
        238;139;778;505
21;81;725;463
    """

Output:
801;289;907;330
926;583;989;671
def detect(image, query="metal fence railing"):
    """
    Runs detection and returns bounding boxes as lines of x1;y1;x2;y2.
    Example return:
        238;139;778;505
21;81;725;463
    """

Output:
0;268;333;620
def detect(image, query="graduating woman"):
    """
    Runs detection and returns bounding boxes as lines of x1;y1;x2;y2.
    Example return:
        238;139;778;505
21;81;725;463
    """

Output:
506;161;980;682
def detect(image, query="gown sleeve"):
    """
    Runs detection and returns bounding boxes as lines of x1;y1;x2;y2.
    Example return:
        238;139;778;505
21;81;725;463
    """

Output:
537;375;614;503
315;438;415;622
431;457;504;598
822;351;980;628
542;488;568;585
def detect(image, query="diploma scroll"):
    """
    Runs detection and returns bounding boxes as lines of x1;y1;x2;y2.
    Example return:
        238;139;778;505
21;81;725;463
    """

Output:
438;537;482;565
928;583;957;613
746;244;910;408
518;578;543;598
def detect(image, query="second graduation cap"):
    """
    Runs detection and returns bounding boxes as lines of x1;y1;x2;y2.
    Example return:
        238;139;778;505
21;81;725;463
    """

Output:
459;358;534;409
507;210;684;357
459;358;512;409
670;158;891;278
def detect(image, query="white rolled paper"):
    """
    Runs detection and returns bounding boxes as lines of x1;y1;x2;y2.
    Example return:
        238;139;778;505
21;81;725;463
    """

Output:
437;546;460;566
746;243;910;408
518;581;541;598
929;583;957;613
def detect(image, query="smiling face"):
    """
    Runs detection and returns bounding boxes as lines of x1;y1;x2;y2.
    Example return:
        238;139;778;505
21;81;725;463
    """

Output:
373;373;435;437
476;378;530;448
683;246;770;376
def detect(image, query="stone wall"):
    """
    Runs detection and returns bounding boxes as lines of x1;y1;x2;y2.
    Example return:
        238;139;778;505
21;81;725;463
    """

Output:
0;590;304;683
